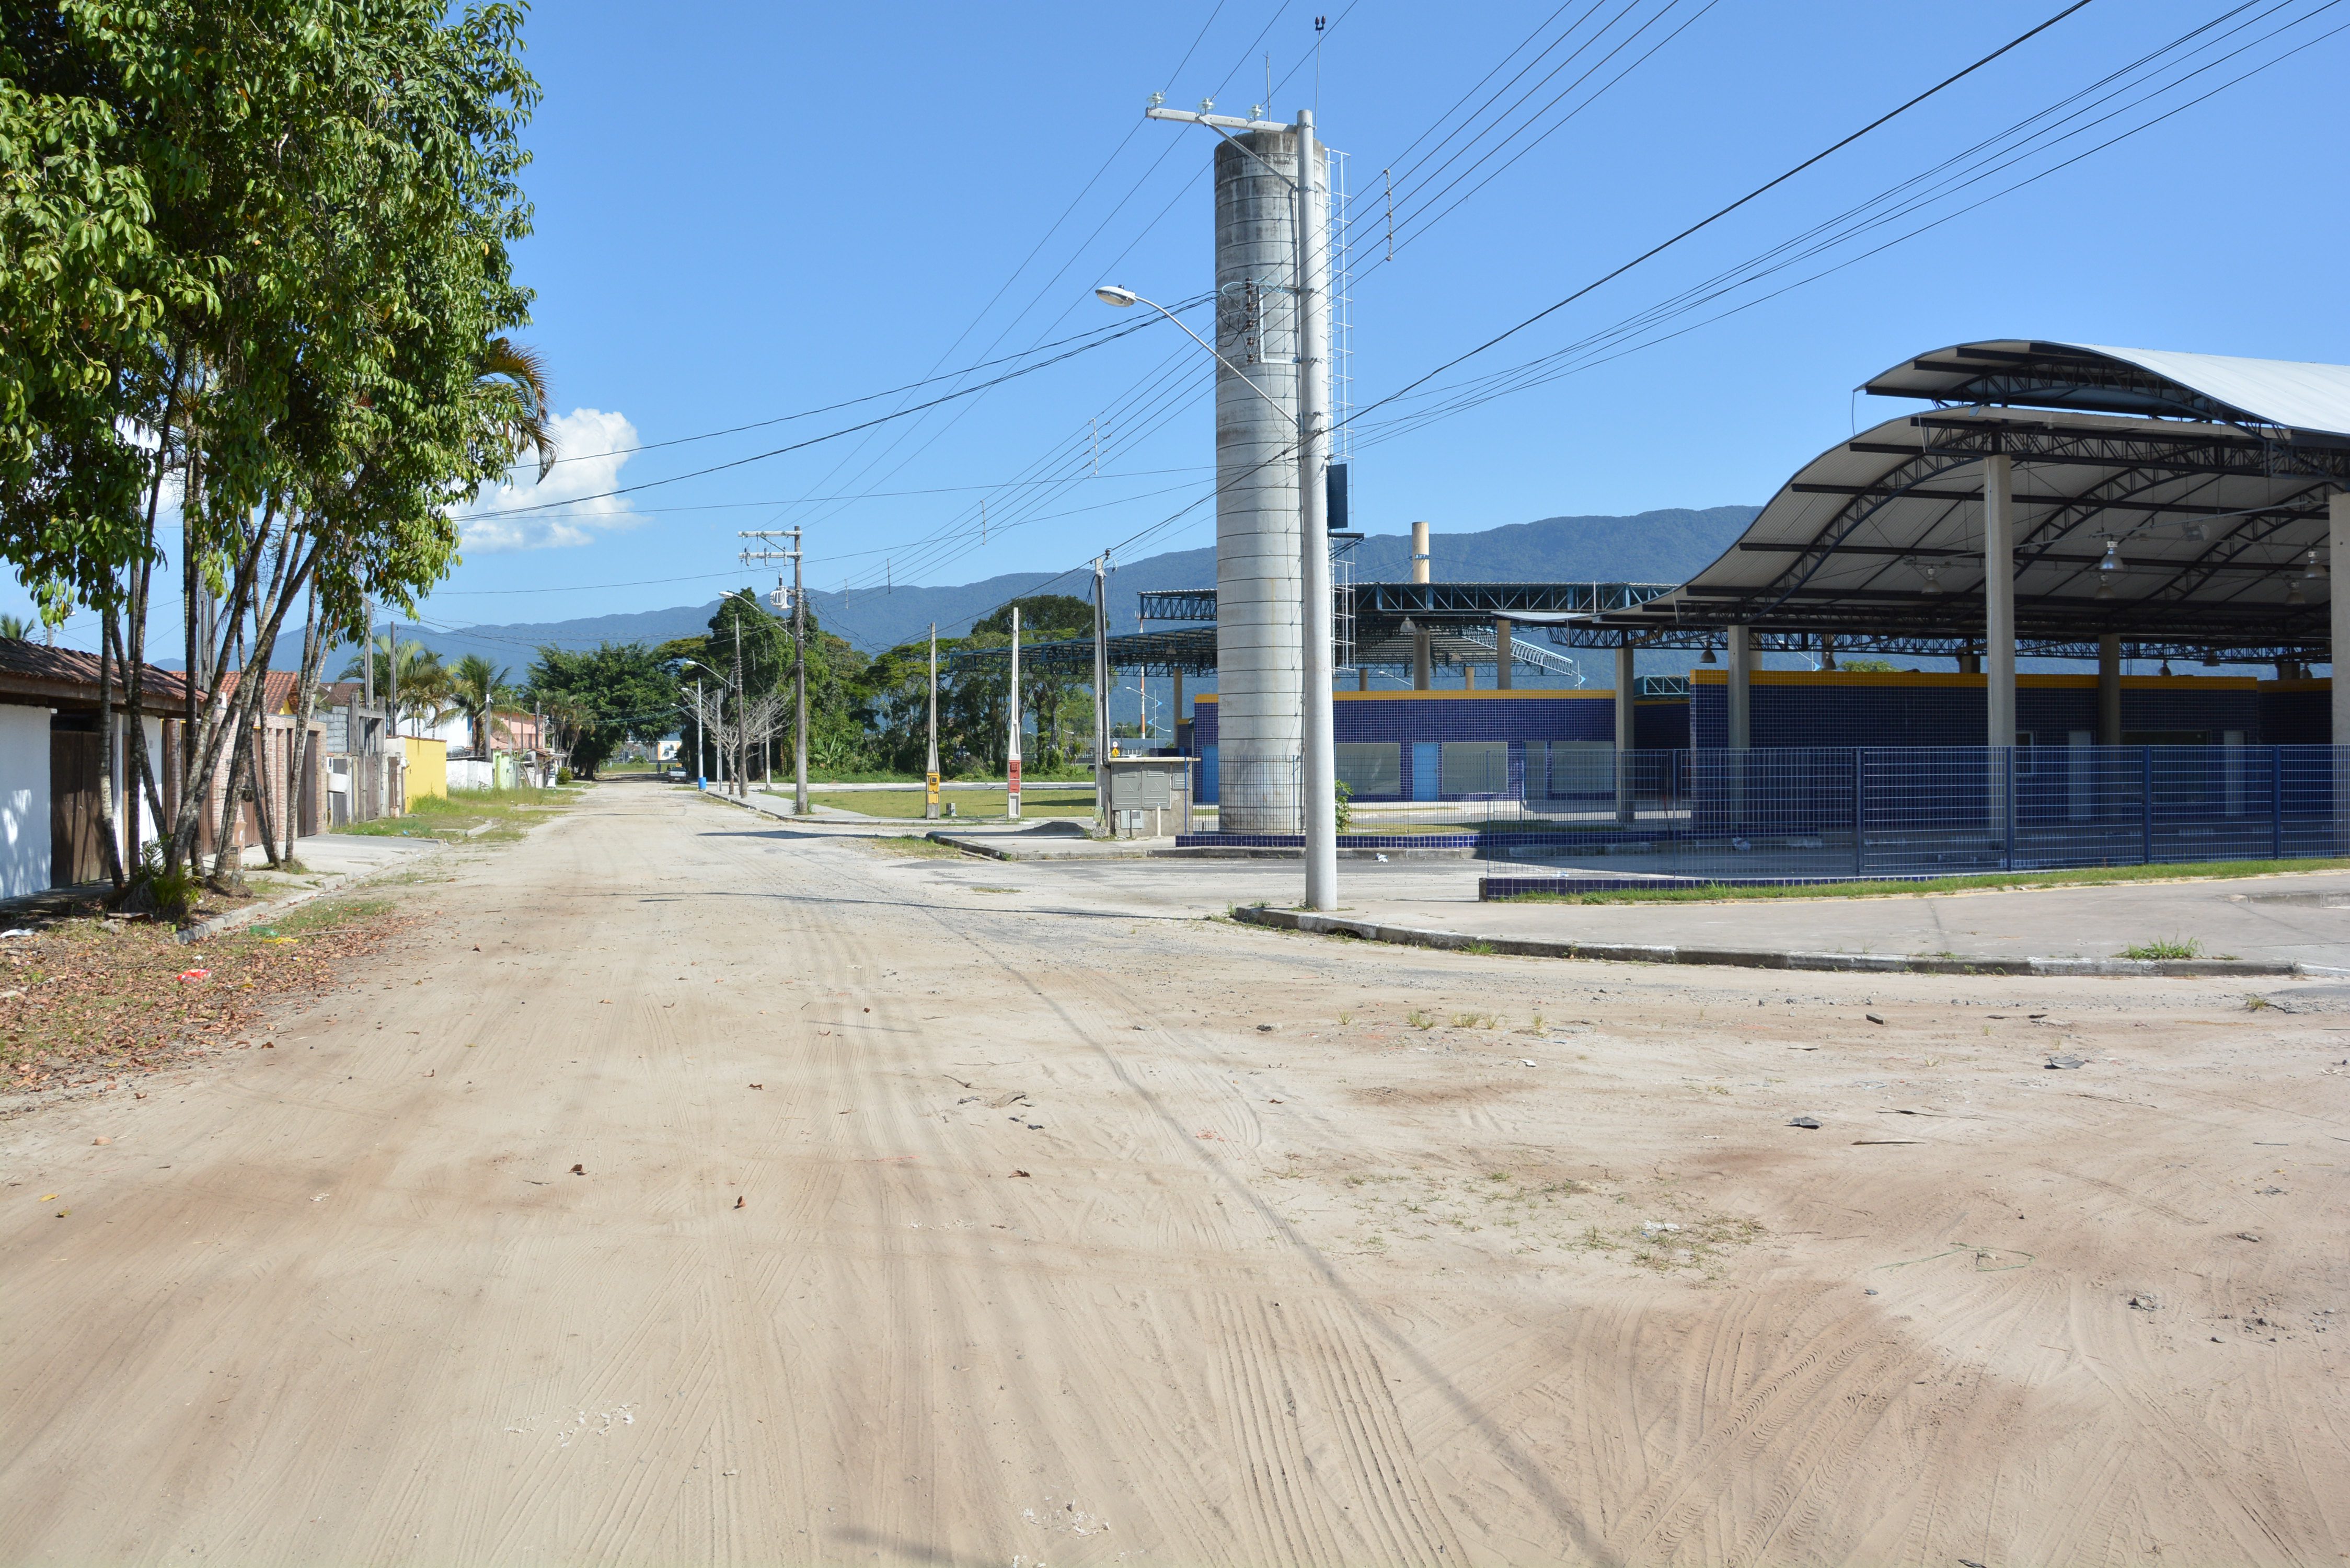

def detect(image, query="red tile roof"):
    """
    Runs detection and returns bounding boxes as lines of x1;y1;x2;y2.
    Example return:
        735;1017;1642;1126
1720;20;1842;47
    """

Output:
0;641;190;713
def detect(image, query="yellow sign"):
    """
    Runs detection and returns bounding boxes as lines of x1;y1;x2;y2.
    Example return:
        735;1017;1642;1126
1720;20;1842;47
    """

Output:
925;771;940;809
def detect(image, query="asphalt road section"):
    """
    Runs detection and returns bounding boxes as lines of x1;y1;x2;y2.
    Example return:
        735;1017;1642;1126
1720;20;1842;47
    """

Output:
4;780;2344;1564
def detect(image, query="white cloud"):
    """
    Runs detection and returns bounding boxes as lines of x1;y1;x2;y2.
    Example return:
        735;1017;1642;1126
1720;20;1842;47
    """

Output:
458;408;643;552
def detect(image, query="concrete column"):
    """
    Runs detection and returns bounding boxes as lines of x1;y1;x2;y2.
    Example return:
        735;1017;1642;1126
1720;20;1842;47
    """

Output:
1494;618;1513;689
2096;632;2123;745
2332;491;2348;746
1615;643;1637;825
1296;112;1337;906
1411;521;1431;584
1984;454;2017;750
1725;625;1753;751
1357;666;1368;691
1412;626;1431;690
1462;663;1475;690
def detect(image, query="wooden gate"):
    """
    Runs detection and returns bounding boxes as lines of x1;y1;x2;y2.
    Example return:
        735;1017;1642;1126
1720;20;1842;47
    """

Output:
49;729;105;886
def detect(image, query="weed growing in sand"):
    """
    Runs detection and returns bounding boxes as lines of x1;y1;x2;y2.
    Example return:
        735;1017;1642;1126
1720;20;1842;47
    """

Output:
1450;1012;1499;1029
2122;936;2202;960
1406;1009;1436;1030
2245;995;2273;1011
1527;1013;1545;1033
1338;1011;1353;1025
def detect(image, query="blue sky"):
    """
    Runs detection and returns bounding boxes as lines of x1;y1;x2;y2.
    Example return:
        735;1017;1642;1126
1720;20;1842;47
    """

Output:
19;1;2350;656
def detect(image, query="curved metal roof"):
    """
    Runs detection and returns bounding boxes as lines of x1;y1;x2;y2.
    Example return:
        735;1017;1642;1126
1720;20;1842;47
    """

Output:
1575;400;2343;654
1860;339;2350;440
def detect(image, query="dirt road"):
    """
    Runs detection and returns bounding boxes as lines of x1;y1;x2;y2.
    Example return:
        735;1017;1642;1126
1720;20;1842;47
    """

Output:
4;782;2345;1564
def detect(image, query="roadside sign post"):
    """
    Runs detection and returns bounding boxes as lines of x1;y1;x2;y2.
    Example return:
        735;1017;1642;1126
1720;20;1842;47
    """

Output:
1007;606;1022;820
926;622;940;821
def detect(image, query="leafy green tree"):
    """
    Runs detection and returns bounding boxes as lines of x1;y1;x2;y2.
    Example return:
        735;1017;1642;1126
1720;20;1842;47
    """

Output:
445;654;520;756
527;641;679;778
0;1;544;884
340;636;452;729
969;594;1095;769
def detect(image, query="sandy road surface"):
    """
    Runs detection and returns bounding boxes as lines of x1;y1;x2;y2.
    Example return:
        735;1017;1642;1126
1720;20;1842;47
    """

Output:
4;781;2346;1565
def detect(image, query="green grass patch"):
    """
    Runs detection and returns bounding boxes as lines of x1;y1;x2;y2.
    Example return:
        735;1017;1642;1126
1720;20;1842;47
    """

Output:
796;766;1098;786
804;787;1096;820
2120;936;2202;960
865;835;976;858
335;785;573;844
1501;856;2350;905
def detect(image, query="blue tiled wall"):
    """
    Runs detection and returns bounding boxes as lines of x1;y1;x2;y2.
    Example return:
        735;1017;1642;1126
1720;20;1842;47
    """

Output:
1634;699;1689;751
2259;682;2333;745
1689;674;2265;748
1191;692;1620;802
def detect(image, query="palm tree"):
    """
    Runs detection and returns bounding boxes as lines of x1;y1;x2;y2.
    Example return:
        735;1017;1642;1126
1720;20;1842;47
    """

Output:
340;636;453;728
479;338;559;482
0;613;35;640
447;653;519;756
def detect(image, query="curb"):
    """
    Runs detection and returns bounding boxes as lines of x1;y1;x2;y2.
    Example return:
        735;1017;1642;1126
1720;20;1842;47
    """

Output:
1228;904;2328;978
177;840;446;945
926;832;1153;861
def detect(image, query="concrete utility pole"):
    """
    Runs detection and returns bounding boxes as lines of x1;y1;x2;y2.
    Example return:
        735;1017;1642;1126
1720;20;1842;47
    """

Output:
694;676;705;788
925;623;940;821
386;616;399;741
361;593;375;718
740;529;808;813
731;600;746;797
1008;606;1022;820
1092;557;1109;829
1295;108;1337;910
1125;99;1342;904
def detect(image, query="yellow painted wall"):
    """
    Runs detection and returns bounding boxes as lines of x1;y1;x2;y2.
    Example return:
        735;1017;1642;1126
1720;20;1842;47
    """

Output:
1687;668;2258;690
403;735;447;800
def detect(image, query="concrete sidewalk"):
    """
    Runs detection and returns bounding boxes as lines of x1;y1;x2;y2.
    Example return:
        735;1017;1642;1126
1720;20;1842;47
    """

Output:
181;831;445;942
891;847;2350;974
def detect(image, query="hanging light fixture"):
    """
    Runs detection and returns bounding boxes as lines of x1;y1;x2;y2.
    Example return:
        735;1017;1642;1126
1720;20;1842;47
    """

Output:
2286;578;2306;606
2158;660;2173;677
1699;642;1717;665
2182;522;2207;542
2303;547;2326;580
1922;564;1942;596
2098;537;2123;572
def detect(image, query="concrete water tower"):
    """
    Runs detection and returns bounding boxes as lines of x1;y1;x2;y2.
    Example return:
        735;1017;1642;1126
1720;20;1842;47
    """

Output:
1211;123;1308;833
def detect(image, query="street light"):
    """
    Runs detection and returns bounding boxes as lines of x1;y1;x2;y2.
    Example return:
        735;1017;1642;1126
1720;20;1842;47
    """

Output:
1095;284;1296;428
1097;274;1338;910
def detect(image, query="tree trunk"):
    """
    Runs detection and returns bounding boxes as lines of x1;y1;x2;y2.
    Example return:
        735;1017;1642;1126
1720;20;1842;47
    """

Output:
96;605;127;891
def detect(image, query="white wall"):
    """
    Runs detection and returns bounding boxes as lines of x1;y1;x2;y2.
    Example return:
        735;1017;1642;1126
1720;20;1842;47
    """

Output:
447;757;493;791
114;716;165;863
0;705;50;900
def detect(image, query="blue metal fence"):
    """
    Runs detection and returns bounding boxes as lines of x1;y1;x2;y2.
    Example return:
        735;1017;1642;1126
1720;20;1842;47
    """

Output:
1484;744;2349;878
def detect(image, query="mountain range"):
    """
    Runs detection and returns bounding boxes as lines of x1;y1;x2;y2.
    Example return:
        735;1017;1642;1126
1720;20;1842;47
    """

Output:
360;505;1760;673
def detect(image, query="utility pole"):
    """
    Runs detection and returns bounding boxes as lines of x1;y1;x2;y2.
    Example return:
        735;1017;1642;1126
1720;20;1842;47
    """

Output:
925;622;940;821
1092;556;1108;831
1140;100;1341;907
694;676;705;789
1295;108;1338;910
739;529;808;813
731;598;745;797
1007;606;1022;820
387;615;399;741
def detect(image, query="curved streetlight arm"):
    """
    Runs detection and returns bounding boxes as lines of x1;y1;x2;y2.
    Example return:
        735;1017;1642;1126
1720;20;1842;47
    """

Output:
1100;288;1297;431
678;658;736;693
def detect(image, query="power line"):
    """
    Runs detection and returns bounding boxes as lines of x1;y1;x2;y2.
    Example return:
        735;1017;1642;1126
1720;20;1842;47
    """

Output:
1352;0;2341;444
1340;0;2097;436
